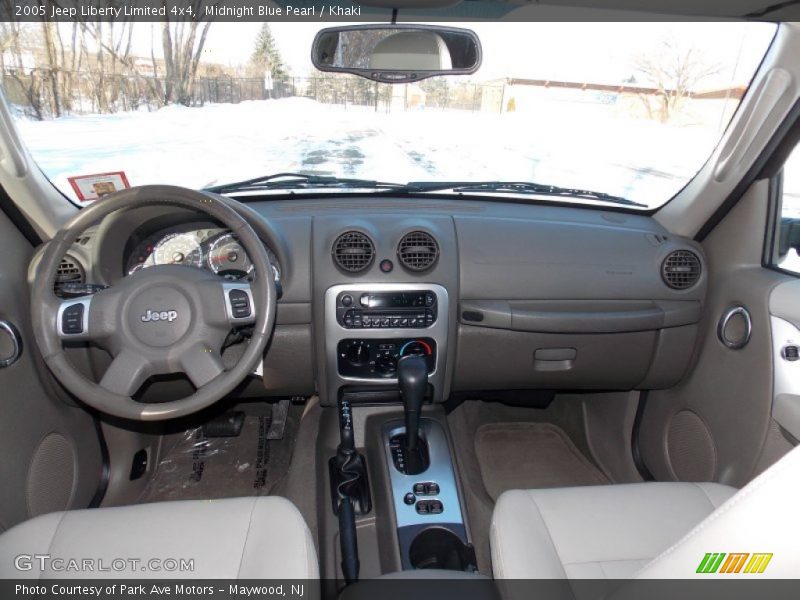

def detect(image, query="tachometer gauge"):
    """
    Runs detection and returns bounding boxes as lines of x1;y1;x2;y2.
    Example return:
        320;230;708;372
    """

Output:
153;233;203;268
208;234;254;279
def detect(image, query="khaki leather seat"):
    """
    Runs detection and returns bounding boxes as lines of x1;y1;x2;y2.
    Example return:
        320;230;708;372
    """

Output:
0;496;318;579
491;444;800;579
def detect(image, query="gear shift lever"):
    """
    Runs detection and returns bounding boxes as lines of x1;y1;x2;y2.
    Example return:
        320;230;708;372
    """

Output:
398;354;429;475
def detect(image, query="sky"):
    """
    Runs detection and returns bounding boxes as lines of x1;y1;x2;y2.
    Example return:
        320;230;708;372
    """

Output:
53;20;777;87
191;21;777;87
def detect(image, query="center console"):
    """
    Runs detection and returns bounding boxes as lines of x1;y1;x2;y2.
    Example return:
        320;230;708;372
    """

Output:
325;282;474;576
383;418;473;570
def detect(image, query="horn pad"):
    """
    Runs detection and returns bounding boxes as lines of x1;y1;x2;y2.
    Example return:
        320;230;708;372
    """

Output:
127;285;192;348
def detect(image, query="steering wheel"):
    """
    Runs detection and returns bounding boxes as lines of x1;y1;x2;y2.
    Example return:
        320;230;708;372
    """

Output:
30;185;277;421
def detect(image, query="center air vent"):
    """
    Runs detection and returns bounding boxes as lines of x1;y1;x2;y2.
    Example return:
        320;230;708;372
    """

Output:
662;250;701;290
55;255;85;295
397;231;439;272
333;231;375;273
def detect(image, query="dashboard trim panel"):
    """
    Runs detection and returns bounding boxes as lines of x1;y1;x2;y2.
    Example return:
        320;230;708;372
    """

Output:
324;283;450;392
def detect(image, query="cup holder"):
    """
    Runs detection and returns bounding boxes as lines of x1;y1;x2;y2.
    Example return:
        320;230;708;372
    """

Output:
408;527;477;571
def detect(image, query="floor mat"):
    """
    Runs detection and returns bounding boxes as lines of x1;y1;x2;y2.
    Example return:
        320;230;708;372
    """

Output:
475;422;609;500
141;406;297;503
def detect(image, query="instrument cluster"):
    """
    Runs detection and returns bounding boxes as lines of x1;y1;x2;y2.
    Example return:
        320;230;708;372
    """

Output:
125;227;281;282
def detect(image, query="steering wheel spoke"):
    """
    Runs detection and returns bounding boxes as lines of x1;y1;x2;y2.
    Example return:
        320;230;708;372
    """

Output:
180;343;225;388
99;350;154;397
57;287;120;344
220;281;256;326
57;296;94;341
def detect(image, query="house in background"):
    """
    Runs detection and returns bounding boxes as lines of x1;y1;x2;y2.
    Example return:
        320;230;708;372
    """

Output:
479;77;746;126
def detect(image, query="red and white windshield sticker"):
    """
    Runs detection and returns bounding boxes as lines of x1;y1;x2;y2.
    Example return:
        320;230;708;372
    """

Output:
67;172;130;202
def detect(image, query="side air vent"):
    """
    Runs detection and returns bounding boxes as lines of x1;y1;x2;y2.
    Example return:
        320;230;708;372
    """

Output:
662;250;701;290
332;231;375;273
397;231;439;272
55;255;85;295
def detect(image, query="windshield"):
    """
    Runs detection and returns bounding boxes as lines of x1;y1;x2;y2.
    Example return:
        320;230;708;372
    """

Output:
1;20;776;209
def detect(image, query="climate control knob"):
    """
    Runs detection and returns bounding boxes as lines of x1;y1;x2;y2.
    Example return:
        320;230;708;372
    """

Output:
346;342;370;367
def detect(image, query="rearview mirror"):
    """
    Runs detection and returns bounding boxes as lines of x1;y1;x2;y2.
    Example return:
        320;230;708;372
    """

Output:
312;25;482;83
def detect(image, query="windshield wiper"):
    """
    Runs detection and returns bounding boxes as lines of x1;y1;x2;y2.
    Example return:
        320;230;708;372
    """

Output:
205;172;405;194
206;174;647;208
396;181;648;208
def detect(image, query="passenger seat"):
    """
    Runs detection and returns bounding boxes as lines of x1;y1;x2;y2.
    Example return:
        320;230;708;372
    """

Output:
490;444;800;578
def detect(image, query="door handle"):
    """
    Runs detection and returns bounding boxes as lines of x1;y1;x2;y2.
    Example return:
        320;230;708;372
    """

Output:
717;306;752;350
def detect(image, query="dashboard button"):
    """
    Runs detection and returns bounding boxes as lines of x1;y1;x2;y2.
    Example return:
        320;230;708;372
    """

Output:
341;294;353;307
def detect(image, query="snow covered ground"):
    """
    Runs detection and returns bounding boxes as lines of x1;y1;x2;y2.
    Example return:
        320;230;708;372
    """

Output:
16;97;738;208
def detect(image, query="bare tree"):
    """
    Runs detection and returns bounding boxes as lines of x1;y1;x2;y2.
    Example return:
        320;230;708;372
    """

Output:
632;38;722;123
160;7;213;106
40;22;62;117
0;22;46;119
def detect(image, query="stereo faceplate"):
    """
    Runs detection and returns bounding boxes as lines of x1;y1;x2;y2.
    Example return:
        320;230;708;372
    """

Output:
336;290;437;329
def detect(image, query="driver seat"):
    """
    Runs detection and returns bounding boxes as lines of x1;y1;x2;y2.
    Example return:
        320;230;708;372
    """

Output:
0;496;318;578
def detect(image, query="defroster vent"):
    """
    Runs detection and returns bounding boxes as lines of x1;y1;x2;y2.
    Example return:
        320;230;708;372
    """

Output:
662;250;701;290
333;231;375;273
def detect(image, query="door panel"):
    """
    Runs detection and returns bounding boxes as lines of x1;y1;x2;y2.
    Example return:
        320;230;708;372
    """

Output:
639;180;793;487
769;279;800;439
0;207;102;531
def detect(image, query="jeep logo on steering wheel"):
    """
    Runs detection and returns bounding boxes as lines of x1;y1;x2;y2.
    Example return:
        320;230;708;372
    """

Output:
141;309;178;323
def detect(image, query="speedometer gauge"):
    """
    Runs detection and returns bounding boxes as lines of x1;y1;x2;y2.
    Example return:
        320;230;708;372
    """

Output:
208;234;254;279
207;233;281;282
153;233;203;268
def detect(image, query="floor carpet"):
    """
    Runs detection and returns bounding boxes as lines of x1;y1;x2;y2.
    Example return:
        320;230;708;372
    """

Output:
141;404;299;503
475;421;609;501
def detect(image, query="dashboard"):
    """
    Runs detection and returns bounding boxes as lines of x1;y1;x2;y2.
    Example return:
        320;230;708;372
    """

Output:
124;224;281;283
58;195;709;407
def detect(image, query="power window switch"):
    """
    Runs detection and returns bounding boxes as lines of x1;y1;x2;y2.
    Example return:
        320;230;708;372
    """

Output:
782;345;800;361
415;499;444;515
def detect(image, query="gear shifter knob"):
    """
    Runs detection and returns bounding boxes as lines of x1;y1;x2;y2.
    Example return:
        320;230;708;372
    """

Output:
398;354;428;474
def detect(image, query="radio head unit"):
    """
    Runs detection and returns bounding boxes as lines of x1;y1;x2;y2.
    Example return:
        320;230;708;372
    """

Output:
336;290;437;329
